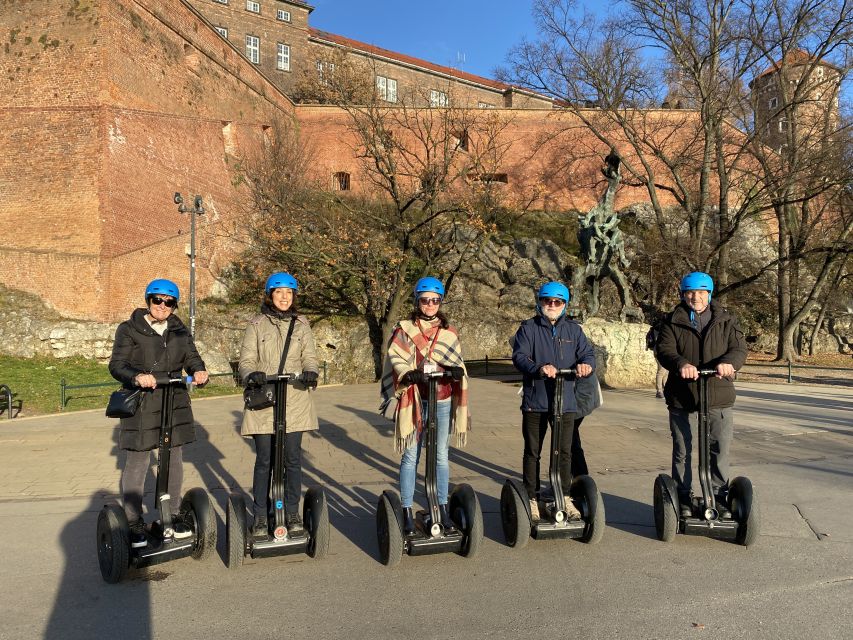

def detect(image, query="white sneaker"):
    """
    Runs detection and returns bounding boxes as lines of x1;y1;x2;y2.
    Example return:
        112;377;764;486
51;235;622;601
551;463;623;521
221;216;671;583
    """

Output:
563;496;582;520
529;499;541;522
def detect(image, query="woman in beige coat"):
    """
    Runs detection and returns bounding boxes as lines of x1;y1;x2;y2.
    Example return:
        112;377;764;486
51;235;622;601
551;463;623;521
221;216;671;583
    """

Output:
239;271;319;537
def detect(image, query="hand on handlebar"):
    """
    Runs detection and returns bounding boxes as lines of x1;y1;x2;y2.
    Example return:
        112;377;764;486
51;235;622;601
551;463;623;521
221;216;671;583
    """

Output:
401;370;426;386
245;371;267;388
540;364;557;379
716;363;735;379
301;371;319;389
576;363;592;378
679;364;699;380
135;373;157;389
193;371;209;387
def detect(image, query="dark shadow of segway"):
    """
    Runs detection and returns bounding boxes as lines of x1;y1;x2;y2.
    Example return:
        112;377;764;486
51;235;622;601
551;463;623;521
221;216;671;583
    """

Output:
601;492;657;539
44;490;153;640
472;490;506;544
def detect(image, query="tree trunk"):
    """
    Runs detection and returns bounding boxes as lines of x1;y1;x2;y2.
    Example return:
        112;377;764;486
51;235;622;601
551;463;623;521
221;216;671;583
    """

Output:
775;207;791;361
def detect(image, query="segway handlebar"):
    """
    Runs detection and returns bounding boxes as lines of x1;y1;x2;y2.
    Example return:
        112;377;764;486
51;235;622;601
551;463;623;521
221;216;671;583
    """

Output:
152;374;194;386
261;372;317;385
424;366;465;381
698;369;718;377
555;368;577;377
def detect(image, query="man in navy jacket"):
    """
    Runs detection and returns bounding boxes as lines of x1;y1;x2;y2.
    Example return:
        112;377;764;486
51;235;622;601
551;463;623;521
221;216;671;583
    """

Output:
512;281;596;520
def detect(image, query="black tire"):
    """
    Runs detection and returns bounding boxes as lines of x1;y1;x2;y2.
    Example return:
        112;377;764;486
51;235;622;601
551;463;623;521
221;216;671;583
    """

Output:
227;494;246;569
450;484;483;558
96;504;130;584
376;493;403;567
572;475;605;544
500;481;531;549
730;476;760;547
653;474;678;542
304;487;330;559
181;488;217;561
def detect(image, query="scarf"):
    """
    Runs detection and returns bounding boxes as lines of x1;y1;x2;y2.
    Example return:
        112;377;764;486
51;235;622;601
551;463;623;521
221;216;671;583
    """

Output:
379;318;470;453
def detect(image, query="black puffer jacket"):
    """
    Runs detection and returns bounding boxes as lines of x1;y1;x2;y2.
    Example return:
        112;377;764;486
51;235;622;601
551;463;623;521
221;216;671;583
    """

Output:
657;301;747;411
108;309;206;451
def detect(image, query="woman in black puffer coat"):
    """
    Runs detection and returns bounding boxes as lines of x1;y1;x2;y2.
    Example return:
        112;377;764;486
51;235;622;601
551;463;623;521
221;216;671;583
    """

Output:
108;278;208;547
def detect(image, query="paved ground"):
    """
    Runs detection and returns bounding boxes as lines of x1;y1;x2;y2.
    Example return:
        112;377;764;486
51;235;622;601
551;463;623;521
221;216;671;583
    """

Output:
0;377;851;639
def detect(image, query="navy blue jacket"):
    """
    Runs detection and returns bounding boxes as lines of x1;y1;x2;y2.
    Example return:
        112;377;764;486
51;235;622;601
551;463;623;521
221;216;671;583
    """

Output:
512;315;596;414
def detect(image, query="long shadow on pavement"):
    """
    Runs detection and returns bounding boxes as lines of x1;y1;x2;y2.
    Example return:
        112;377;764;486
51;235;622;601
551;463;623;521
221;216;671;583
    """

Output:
601;492;657;539
44;490;152;640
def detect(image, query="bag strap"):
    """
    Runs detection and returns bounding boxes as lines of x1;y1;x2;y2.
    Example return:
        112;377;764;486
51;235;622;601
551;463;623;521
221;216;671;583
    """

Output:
277;317;297;375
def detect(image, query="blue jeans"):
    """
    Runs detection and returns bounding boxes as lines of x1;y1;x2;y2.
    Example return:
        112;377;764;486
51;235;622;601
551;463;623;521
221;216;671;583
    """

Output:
400;400;451;508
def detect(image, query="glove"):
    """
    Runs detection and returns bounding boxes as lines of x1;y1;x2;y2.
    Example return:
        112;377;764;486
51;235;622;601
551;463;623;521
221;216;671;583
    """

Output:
401;370;426;386
245;371;267;388
446;366;464;381
301;371;319;389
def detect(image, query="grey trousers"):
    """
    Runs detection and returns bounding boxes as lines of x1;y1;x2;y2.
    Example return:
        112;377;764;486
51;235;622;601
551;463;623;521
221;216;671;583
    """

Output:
121;446;183;523
668;407;732;497
655;364;669;394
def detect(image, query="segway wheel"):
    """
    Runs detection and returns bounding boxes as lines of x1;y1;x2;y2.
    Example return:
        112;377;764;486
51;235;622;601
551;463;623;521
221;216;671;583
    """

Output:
500;481;530;549
653;474;678;542
450;484;483;558
572;475;605;544
227;494;247;569
376;492;404;567
304;487;330;559
96;504;130;584
729;476;760;547
181;488;217;561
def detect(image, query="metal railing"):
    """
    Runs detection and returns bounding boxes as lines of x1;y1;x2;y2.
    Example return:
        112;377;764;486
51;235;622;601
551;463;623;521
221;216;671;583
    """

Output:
59;362;330;410
0;384;14;419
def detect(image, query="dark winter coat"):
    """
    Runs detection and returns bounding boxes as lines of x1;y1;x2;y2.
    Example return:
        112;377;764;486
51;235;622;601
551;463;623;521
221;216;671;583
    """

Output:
512;314;596;414
656;301;747;411
108;309;206;451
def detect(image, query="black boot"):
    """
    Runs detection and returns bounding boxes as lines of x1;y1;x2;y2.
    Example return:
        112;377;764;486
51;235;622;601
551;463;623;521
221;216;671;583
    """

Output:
439;504;456;530
678;494;693;518
715;494;732;519
252;514;268;539
403;507;415;535
286;512;305;536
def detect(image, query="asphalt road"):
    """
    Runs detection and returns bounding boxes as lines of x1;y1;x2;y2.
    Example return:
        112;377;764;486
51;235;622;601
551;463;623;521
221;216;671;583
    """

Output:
0;379;850;640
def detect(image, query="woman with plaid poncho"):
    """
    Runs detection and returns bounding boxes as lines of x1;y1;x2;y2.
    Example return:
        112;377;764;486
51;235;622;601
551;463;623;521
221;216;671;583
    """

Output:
379;277;470;535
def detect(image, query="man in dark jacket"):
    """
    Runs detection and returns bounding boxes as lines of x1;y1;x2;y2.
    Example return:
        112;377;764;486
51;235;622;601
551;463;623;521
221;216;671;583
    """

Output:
512;281;595;521
656;272;747;518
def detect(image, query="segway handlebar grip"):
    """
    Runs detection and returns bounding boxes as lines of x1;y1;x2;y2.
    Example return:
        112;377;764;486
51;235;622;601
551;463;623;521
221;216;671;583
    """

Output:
425;366;464;381
698;369;718;377
153;374;194;386
264;373;295;384
556;368;577;377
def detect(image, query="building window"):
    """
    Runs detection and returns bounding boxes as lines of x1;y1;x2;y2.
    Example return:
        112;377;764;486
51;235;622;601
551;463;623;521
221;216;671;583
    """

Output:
246;1;260;13
474;173;508;184
478;102;495;109
768;96;778;109
778;119;787;132
277;43;290;71
333;172;351;191
375;75;398;103
317;60;335;84
246;35;259;64
215;26;228;39
277;9;291;21
213;0;228;4
429;89;449;107
452;130;469;152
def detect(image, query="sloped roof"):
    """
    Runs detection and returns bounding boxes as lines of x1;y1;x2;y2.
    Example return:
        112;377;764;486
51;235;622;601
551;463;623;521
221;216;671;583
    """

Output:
754;49;841;81
308;27;550;101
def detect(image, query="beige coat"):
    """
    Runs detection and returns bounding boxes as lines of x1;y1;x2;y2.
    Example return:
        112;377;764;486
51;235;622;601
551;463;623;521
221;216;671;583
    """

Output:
238;312;319;436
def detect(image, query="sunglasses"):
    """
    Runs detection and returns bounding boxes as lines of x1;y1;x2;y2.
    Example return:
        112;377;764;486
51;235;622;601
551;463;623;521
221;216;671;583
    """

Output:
149;296;177;308
418;297;442;306
539;297;565;307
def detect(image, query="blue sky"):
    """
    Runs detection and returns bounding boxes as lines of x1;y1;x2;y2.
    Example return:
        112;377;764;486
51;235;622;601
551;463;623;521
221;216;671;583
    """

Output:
308;0;611;80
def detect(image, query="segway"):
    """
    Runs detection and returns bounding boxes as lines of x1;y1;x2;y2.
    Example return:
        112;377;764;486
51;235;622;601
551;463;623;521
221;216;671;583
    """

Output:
226;373;329;568
500;368;605;548
376;368;483;567
653;369;759;546
97;376;217;583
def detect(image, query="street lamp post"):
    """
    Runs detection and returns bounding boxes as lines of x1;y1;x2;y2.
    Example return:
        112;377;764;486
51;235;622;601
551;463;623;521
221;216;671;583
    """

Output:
174;192;205;337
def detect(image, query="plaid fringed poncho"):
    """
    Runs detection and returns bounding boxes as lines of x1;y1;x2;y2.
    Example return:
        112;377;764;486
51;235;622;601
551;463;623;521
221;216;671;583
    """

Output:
379;319;470;453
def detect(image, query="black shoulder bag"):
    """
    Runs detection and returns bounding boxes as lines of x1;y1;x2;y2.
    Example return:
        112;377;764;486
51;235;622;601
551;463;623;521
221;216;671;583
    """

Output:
243;317;296;410
106;388;144;419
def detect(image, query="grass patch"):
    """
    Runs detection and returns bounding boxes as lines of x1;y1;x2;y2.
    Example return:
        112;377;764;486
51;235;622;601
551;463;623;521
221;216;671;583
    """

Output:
0;355;239;417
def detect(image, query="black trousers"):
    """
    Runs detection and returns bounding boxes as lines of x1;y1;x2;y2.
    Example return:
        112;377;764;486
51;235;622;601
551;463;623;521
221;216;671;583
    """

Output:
522;411;576;499
252;432;303;519
571;417;588;477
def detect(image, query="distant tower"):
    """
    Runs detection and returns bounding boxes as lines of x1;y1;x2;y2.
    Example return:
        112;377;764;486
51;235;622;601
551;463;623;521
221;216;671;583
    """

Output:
750;50;842;153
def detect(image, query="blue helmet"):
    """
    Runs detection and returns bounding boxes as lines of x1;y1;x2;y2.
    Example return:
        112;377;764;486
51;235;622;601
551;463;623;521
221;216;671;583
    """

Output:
536;281;570;319
680;271;714;298
145;278;180;301
537;281;570;303
413;276;445;301
265;272;298;295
